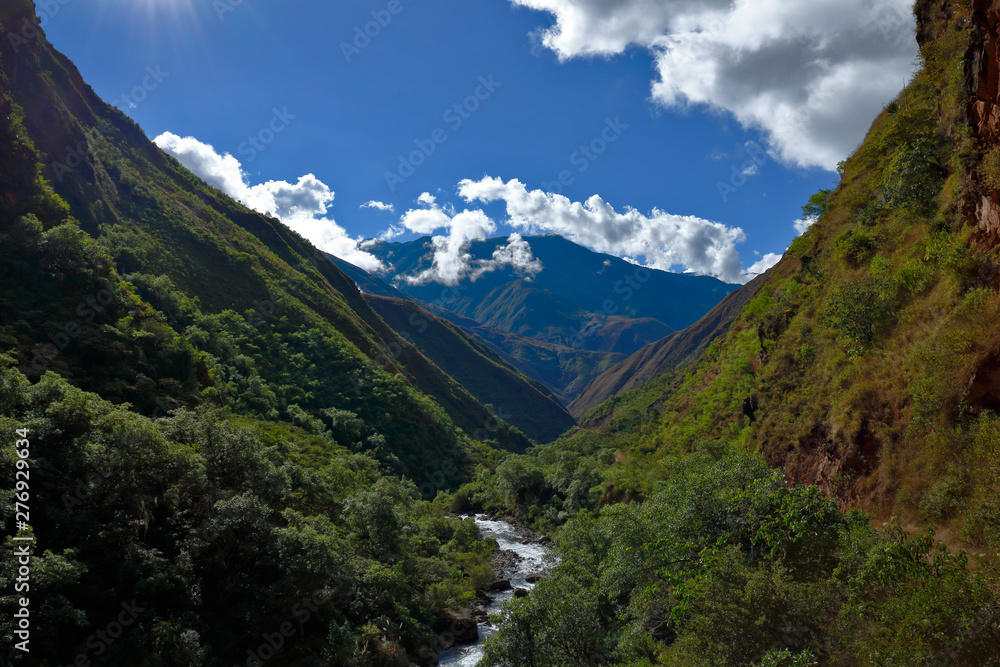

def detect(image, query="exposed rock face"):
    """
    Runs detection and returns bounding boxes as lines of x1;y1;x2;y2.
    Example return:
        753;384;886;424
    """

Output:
968;0;1000;243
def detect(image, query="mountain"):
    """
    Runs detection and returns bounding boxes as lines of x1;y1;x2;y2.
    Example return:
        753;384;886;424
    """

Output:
333;253;626;403
364;294;576;443
568;274;766;417
369;235;737;333
0;0;533;464
555;1;1000;529
339;236;738;401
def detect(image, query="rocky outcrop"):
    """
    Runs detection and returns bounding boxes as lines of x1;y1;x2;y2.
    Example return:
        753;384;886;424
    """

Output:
968;0;1000;243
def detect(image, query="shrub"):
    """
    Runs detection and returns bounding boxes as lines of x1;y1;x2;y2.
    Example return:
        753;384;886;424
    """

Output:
825;281;894;354
835;228;880;267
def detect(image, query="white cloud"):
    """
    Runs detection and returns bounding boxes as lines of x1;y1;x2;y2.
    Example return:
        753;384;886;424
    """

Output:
154;133;384;272
477;233;544;280
395;199;544;286
417;192;437;206
398;198;497;286
458;176;753;283
511;0;917;170
794;215;818;236
361;200;395;213
745;252;782;277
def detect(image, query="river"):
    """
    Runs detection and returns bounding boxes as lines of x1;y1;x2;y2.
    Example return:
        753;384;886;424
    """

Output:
437;515;553;666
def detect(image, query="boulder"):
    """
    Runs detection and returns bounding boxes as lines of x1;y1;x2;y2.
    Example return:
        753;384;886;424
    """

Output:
438;608;479;645
489;579;512;592
513;588;529;598
525;573;544;583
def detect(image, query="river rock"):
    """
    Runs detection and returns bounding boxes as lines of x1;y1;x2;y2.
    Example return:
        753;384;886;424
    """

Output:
491;548;523;575
525;573;543;583
513;587;529;598
437;608;479;645
489;579;512;592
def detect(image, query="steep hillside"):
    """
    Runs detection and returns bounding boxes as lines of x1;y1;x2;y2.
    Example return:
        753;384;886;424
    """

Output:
569;275;765;417
0;0;531;466
551;0;1000;547
0;5;509;666
365;295;576;443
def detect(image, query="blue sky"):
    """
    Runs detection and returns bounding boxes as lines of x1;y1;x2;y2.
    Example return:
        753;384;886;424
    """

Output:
41;0;917;283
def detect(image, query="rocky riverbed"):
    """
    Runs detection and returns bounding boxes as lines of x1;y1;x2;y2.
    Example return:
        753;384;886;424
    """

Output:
436;515;553;666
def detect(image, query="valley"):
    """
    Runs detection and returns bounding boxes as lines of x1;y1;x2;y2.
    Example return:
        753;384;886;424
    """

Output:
1;0;1000;665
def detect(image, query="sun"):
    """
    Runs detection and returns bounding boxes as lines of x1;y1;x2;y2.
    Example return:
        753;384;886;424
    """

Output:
86;0;206;53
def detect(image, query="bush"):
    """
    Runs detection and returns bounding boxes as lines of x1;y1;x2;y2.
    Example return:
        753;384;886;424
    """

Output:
825;281;894;354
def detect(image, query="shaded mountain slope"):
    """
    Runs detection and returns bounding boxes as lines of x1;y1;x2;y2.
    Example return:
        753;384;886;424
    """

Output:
569;275;766;417
331;255;629;401
365;295;576;443
0;5;511;666
369;235;737;332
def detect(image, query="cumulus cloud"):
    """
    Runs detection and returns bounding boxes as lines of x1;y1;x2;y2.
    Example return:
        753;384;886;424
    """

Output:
745;252;783;278
512;0;917;170
478;233;544;280
457;176;755;283
794;215;818;236
396;196;543;286
154;133;383;272
361;200;395;213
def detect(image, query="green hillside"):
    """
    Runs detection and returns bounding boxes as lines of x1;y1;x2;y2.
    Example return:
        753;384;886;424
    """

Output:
365;295;576;443
461;1;1000;663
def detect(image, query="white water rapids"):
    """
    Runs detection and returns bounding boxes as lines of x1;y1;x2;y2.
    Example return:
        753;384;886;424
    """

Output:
437;515;553;666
